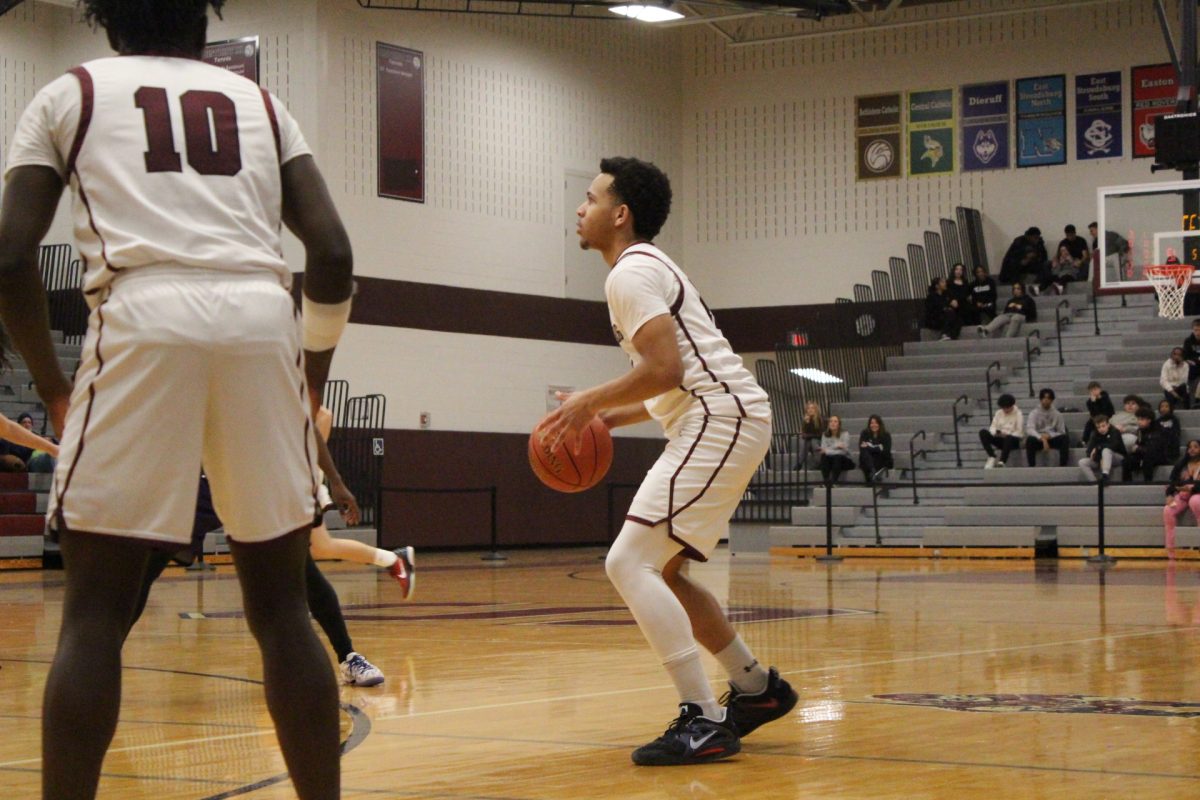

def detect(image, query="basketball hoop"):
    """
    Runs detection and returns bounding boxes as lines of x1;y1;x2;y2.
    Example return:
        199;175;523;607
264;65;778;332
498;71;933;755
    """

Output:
1144;264;1196;319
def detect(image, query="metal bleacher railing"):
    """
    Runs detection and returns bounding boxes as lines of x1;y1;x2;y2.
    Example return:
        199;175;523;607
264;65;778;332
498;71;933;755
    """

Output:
39;244;87;345
324;387;385;527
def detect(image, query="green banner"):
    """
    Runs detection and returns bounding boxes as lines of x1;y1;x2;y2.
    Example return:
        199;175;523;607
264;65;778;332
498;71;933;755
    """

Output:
908;88;955;175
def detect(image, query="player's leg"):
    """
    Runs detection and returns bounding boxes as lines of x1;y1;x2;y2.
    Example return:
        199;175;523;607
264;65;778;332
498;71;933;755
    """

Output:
304;554;385;686
42;530;151;800
308;523;415;598
230;530;339;799
605;521;740;765
125;550;172;637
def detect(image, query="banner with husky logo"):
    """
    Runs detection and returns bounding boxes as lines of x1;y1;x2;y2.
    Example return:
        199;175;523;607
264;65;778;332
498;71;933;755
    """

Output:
1075;72;1122;160
1016;75;1066;168
1131;63;1177;158
907;88;954;176
855;93;902;180
961;81;1009;171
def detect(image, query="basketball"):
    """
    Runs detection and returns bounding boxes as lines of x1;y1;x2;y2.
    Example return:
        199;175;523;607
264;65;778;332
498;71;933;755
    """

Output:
528;416;613;493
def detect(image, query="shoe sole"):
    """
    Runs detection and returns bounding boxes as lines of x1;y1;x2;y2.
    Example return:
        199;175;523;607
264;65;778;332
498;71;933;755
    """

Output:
392;546;415;600
631;740;741;766
346;674;385;687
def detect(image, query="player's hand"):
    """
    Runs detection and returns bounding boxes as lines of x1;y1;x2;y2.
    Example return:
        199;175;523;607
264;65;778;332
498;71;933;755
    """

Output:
331;480;360;526
540;390;596;454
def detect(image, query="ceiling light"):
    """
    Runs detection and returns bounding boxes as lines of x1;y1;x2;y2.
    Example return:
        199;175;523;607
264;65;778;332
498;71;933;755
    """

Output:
609;4;684;22
791;368;844;384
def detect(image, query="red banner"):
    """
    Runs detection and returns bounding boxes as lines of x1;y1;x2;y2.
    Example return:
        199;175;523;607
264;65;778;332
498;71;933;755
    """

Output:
377;43;425;203
1131;63;1177;158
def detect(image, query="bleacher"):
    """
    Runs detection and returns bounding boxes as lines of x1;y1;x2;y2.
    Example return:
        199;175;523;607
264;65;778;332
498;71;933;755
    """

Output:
759;283;1200;557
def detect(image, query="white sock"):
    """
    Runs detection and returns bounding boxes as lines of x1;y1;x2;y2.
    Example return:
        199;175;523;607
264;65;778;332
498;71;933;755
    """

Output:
372;549;398;568
662;646;723;720
714;636;769;694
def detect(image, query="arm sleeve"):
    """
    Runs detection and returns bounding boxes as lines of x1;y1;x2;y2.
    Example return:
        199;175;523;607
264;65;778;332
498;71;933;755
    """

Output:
268;94;312;165
606;260;673;342
3;73;79;180
1162;361;1174;391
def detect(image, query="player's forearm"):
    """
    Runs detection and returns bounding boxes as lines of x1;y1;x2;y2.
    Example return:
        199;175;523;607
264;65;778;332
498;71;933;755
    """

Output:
313;426;343;485
0;258;72;405
575;360;681;419
0;417;58;456
600;402;652;429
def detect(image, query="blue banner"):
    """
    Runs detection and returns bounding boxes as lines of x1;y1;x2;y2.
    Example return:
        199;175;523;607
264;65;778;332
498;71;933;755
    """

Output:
961;81;1009;171
1075;72;1122;160
1016;75;1066;167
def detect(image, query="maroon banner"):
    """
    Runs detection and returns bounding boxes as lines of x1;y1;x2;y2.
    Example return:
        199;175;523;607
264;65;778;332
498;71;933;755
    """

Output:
202;36;259;84
377;43;425;202
1131;63;1177;158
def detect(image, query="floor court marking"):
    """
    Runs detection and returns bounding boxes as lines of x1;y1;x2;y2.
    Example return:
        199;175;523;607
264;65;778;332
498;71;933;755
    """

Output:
371;625;1182;722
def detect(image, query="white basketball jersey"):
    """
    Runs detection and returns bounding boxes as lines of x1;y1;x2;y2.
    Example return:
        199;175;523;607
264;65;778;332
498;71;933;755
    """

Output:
605;243;770;435
4;56;310;301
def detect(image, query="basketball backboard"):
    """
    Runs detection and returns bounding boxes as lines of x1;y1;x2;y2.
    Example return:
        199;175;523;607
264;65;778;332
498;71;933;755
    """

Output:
1097;179;1200;293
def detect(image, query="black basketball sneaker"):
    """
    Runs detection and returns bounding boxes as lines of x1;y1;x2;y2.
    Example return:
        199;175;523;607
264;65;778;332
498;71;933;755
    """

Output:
631;703;740;766
722;667;798;736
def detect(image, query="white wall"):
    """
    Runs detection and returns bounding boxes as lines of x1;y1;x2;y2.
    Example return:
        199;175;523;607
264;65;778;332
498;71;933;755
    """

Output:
677;0;1176;305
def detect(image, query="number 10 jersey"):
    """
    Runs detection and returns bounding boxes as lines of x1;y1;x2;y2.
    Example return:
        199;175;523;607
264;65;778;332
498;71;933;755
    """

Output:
4;55;311;301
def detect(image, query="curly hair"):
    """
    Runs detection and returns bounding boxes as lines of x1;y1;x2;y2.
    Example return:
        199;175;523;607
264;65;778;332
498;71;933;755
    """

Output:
599;156;672;241
81;0;224;54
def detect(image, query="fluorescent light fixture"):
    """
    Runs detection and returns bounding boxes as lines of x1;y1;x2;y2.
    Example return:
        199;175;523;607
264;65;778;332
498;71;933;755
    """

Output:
791;368;844;384
609;4;684;21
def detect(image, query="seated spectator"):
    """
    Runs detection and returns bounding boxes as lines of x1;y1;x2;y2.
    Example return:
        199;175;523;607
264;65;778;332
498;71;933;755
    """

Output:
970;265;998;324
999;226;1049;285
947;263;975;325
1158;399;1182;462
1162;347;1192;409
1025;388;1069;466
858;414;893;483
798;400;824;469
978;282;1036;339
1082;381;1115;444
980;393;1023;468
1183;318;1200;401
1163;439;1200;558
1057;224;1091;280
0;411;58;473
1110;395;1141;451
1124;407;1171;482
1036;243;1084;296
817;415;854;486
1078;415;1126;482
924;277;962;340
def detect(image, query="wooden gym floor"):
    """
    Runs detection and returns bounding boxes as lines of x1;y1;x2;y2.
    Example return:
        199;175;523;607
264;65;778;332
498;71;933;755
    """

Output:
2;549;1200;798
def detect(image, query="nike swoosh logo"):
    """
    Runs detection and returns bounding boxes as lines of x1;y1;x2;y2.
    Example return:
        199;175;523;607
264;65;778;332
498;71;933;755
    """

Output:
689;730;718;749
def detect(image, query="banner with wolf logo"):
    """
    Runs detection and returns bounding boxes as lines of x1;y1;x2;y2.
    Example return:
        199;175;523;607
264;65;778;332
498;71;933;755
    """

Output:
1076;72;1122;160
1016;75;1066;168
961;81;1009;171
1132;63;1177;159
855;93;902;180
907;88;954;176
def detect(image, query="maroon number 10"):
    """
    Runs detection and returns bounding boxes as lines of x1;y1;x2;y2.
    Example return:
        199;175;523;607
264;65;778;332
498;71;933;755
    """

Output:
134;87;242;177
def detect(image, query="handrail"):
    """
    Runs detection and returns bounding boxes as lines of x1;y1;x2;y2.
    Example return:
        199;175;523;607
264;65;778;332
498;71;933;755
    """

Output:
908;430;927;505
952;394;971;468
1092;289;1101;335
985;360;1003;417
1054;299;1071;366
1024;329;1041;398
871;479;883;545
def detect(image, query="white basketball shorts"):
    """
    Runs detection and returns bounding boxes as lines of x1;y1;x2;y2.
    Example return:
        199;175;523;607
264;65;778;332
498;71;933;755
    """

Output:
48;269;320;547
625;415;771;561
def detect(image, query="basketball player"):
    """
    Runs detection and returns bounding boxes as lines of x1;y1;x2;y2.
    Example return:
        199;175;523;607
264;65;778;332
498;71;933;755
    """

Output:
0;2;350;797
539;157;797;766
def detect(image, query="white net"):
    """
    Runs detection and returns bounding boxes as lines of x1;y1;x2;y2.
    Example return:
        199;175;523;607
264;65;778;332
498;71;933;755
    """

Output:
1145;266;1195;320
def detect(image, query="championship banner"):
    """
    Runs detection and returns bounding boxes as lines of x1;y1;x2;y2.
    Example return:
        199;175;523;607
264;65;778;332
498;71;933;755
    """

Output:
1075;72;1122;160
1016;75;1066;168
202;36;259;84
907;88;954;176
1131;63;1177;158
855;93;902;180
961;81;1009;171
377;43;425;202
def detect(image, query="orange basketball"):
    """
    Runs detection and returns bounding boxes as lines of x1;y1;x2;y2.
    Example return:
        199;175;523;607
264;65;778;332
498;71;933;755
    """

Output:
528;416;613;493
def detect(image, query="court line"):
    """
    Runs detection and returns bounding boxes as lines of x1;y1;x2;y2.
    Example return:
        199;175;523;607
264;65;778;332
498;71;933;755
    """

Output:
372;625;1183;721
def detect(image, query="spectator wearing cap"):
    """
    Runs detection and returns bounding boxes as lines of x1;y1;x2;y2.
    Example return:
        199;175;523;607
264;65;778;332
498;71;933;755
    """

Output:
999;226;1049;285
1162;346;1192;409
1078;414;1126;483
1025;388;1069;467
980;393;1023;468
